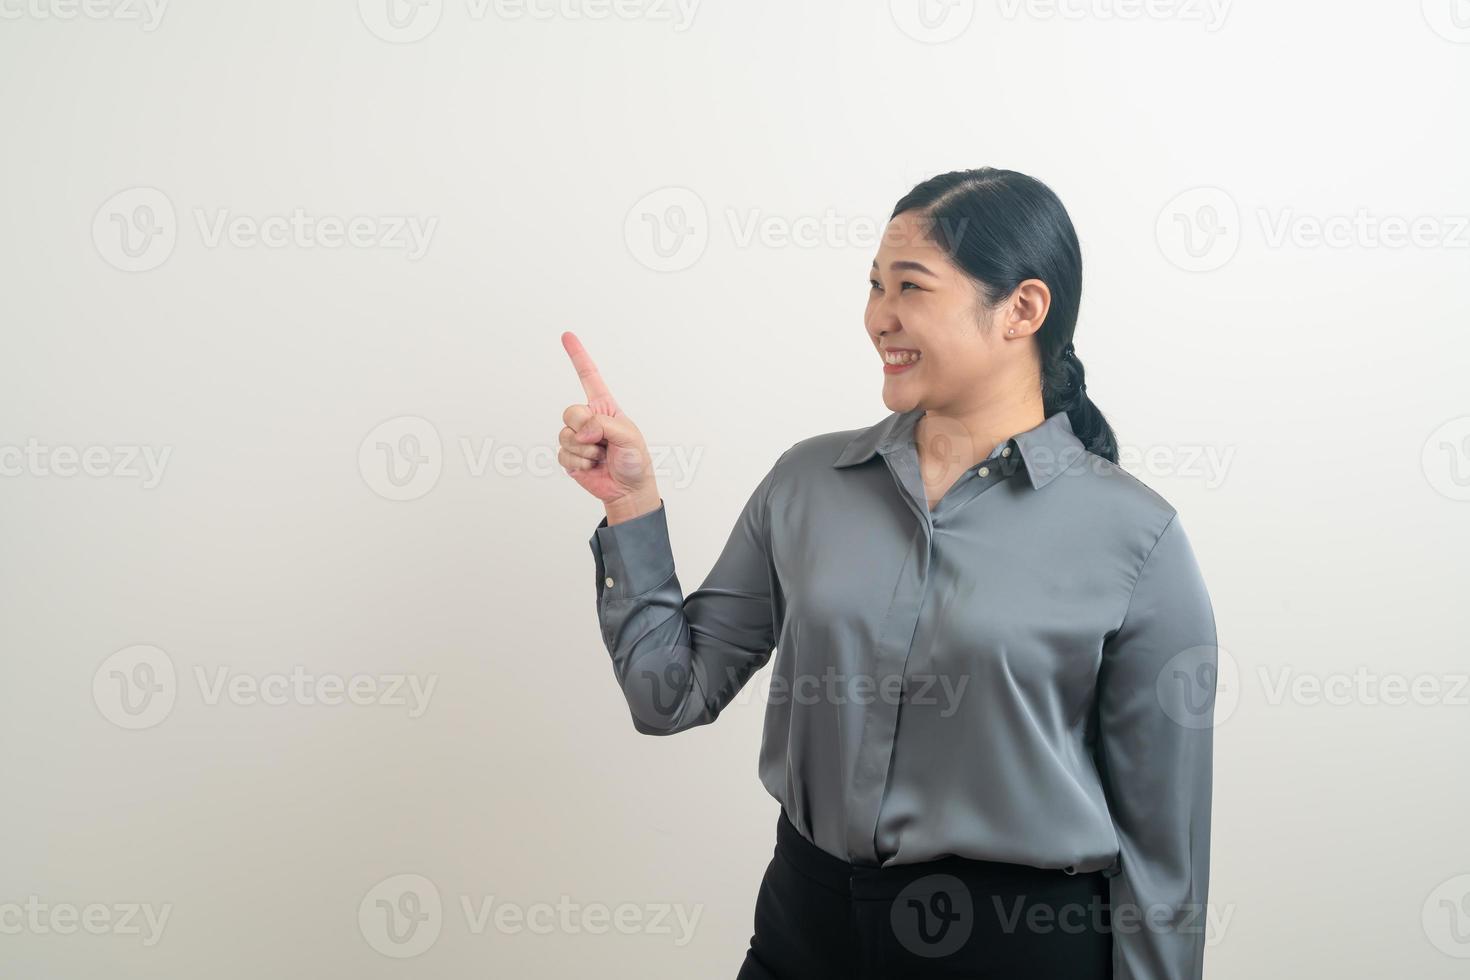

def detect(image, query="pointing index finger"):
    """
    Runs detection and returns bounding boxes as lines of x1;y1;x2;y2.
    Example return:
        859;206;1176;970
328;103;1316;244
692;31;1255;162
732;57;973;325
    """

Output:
560;330;621;417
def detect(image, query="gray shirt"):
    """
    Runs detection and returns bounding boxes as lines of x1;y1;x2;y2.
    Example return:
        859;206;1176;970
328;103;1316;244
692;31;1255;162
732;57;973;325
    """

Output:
588;407;1217;980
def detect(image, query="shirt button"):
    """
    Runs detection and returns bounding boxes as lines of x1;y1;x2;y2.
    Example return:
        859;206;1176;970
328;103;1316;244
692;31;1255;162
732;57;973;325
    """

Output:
978;466;990;477
1001;446;1012;457
605;577;615;588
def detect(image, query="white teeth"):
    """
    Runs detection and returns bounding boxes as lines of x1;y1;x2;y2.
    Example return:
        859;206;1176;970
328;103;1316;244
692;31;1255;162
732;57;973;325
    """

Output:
883;351;921;365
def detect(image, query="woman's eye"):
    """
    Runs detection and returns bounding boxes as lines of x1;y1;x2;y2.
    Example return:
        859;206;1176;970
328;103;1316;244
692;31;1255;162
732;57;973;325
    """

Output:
869;280;921;292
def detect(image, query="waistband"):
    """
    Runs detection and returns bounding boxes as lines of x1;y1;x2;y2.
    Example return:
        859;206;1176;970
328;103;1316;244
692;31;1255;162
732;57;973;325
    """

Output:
775;807;1105;901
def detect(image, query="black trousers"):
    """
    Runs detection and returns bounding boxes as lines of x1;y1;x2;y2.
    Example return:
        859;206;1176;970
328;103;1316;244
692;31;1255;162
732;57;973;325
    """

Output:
737;808;1112;980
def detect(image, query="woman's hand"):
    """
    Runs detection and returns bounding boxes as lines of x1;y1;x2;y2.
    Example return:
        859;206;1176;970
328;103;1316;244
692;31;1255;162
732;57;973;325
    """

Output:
559;331;661;523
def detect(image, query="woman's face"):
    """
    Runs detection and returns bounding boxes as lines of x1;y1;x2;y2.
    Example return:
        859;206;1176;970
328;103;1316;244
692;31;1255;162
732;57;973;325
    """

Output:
864;210;1005;415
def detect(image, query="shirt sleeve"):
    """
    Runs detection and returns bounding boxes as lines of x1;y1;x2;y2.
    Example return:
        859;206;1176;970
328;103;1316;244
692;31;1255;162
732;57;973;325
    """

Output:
1095;512;1218;980
587;449;787;735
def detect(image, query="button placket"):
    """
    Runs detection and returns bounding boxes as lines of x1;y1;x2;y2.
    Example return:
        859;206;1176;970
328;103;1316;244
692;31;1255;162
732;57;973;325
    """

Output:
842;447;938;863
844;517;927;864
855;438;1024;863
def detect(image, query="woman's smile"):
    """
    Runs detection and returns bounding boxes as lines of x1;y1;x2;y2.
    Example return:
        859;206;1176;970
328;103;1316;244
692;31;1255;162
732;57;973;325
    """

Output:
882;347;922;374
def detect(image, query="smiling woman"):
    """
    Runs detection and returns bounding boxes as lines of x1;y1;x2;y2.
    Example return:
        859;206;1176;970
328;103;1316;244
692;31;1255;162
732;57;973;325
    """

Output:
562;167;1217;980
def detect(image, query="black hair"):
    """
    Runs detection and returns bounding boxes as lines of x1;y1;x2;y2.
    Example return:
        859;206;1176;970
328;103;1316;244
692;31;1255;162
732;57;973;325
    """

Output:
890;167;1119;464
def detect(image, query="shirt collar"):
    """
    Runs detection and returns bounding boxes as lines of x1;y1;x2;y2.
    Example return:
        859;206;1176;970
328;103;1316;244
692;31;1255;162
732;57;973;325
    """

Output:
831;407;1087;490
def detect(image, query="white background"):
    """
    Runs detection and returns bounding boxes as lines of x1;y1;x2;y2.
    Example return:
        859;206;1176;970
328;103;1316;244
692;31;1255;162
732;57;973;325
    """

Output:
2;0;1468;976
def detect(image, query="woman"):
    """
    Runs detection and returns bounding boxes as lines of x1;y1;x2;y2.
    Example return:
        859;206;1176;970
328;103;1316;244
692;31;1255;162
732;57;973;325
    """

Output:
558;167;1217;979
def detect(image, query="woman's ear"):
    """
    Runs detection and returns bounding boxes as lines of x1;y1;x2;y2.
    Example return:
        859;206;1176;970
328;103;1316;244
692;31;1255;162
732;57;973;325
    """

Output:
1001;279;1052;339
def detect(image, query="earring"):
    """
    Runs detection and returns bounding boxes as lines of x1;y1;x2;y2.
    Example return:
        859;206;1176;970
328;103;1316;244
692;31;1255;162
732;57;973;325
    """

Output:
1007;329;1015;335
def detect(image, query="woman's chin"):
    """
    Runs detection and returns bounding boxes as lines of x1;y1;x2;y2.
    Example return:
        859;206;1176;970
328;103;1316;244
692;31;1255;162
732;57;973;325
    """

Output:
881;388;923;413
